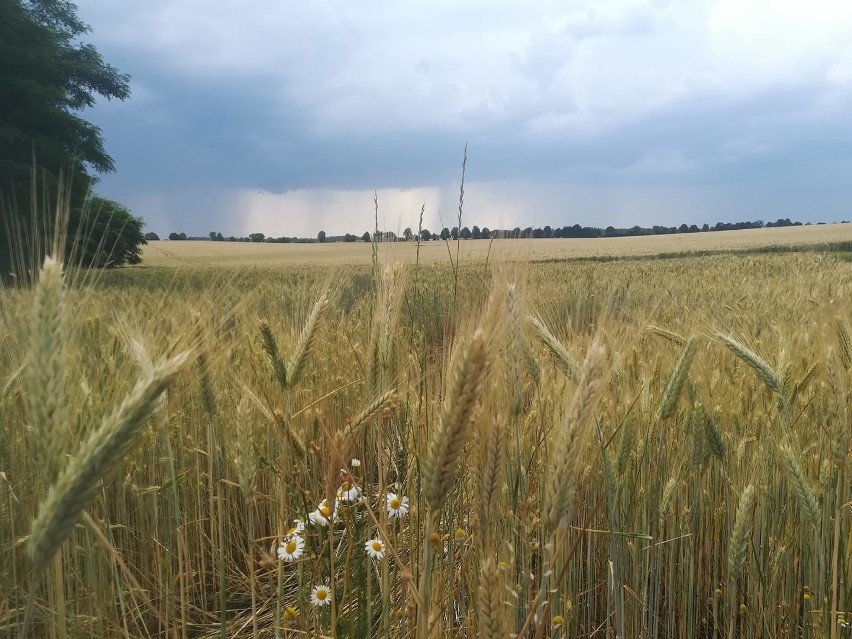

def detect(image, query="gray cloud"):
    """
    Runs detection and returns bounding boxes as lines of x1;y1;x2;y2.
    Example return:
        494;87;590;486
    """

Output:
77;0;852;235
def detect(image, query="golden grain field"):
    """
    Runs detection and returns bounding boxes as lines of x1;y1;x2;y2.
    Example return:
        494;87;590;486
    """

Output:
142;222;852;267
1;240;851;638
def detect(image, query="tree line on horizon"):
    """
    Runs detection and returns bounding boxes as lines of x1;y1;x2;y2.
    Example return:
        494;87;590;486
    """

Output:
154;217;820;244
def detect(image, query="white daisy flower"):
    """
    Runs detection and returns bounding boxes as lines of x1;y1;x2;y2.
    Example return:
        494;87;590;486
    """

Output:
350;458;361;467
310;584;332;607
277;535;305;562
285;518;306;537
364;537;386;560
386;492;409;518
309;499;337;527
337;480;362;503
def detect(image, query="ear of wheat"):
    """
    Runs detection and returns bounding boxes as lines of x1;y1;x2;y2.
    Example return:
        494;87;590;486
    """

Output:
423;329;489;511
543;337;608;531
29;351;190;570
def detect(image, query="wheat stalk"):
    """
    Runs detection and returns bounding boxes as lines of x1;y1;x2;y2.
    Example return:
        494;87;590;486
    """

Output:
26;256;67;480
543;336;608;530
779;443;821;527
478;417;507;539
259;321;287;388
505;284;524;418
647;324;688;346
659;337;696;419
287;292;329;389
727;484;755;579
346;388;397;436
29;351;190;570
234;392;257;502
477;557;508;639
716;333;783;396
423;328;489;510
529;316;578;381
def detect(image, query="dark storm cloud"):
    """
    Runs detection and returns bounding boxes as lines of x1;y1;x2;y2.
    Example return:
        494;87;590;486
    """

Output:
77;0;852;235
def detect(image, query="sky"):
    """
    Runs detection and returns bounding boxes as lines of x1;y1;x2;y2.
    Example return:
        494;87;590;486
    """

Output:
78;0;852;237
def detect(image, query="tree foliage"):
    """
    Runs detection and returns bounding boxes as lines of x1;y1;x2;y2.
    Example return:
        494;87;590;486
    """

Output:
0;0;139;276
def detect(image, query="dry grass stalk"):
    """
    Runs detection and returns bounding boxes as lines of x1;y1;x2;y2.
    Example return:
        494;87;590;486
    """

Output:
29;351;190;570
727;484;755;579
529;316;578;381
26;256;67;479
659;337;696;419
423;328;489;510
543;336;608;530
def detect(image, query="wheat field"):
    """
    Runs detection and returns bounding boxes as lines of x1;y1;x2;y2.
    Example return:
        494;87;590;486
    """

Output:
1;235;851;638
142;222;852;267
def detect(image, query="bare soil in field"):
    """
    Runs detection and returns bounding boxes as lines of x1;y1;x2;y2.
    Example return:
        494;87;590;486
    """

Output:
140;222;852;267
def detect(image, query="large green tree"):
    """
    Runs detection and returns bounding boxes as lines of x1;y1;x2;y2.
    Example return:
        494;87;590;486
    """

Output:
0;0;139;276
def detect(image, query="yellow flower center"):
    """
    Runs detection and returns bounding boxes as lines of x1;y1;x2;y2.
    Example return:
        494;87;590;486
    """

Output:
316;589;328;601
320;505;331;517
284;606;299;620
390;498;400;509
342;482;351;491
285;540;297;554
371;541;383;552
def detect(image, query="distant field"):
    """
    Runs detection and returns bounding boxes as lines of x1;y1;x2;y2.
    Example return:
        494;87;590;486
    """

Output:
141;222;852;266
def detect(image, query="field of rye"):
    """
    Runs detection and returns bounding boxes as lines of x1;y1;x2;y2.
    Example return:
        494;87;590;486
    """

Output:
1;246;851;638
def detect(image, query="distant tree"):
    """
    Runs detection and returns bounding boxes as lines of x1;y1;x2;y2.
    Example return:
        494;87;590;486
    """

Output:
362;231;371;242
533;227;543;239
178;232;187;240
460;226;471;240
543;225;553;238
209;231;218;241
78;196;146;267
420;228;432;241
249;232;265;243
451;227;459;240
318;230;326;243
216;232;224;241
168;232;179;240
482;227;491;238
403;227;412;242
343;233;356;242
440;227;450;240
144;232;160;241
512;227;521;238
